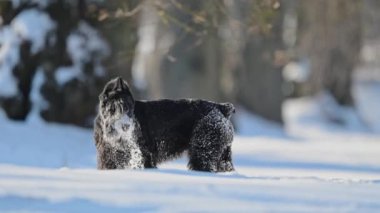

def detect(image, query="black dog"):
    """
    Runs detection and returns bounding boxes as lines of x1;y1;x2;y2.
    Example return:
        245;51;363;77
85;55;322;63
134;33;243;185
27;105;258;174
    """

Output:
94;77;235;172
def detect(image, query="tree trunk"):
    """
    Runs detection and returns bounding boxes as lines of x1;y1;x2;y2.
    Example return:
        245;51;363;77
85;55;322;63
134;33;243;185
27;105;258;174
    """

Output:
299;0;362;105
236;0;285;122
132;0;223;101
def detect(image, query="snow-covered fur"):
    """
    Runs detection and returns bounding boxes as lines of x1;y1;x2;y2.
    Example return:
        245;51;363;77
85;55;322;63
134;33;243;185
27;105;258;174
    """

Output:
94;77;235;172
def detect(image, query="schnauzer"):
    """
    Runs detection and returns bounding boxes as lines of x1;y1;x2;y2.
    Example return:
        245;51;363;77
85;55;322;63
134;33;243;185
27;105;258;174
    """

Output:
94;77;235;172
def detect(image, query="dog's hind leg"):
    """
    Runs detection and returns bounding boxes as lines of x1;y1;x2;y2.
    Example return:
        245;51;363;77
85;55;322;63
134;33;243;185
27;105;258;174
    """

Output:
218;145;234;172
188;109;234;172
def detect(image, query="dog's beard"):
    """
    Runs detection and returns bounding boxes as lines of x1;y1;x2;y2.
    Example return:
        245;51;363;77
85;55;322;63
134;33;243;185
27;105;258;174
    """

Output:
101;99;126;120
100;98;133;140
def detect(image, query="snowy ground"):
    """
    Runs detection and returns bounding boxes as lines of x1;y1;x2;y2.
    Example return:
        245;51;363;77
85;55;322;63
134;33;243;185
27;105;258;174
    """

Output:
1;91;380;212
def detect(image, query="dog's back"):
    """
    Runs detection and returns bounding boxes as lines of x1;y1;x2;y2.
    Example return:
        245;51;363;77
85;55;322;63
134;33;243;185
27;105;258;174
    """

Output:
135;99;234;119
133;99;234;163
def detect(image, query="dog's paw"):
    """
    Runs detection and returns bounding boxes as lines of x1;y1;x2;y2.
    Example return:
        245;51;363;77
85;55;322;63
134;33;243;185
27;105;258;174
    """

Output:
217;160;234;172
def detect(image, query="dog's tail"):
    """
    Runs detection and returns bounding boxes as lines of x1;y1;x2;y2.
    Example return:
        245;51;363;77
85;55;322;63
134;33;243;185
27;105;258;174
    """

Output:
218;103;235;119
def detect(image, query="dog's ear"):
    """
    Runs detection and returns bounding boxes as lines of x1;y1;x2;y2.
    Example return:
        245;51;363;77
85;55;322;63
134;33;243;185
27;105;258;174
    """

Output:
125;87;135;108
100;78;117;100
115;77;135;108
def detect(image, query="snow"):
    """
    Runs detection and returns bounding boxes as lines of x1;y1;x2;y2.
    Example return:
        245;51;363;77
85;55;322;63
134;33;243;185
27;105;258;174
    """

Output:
0;96;380;211
55;22;109;86
54;65;82;86
361;40;380;64
0;8;54;98
283;59;310;83
0;112;95;168
67;22;109;65
354;80;380;133
1;164;379;212
283;96;376;139
11;9;55;54
282;79;380;138
234;106;286;138
0;28;20;97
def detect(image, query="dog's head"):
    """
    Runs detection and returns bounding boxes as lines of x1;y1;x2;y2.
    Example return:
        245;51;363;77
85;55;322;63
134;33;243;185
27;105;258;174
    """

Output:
99;77;135;121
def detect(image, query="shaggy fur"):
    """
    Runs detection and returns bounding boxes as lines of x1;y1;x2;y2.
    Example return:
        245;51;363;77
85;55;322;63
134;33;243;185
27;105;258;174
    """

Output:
94;77;235;172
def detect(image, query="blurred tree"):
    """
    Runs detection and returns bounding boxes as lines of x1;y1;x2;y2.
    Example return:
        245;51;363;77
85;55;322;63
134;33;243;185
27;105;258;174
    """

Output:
298;0;362;105
0;0;109;126
131;0;225;100
40;0;108;126
235;0;285;122
2;0;364;127
89;0;140;86
0;1;50;120
132;0;284;122
363;0;380;40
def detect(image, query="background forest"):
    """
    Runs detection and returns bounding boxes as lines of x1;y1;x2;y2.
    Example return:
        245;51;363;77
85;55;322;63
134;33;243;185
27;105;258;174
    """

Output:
0;0;379;131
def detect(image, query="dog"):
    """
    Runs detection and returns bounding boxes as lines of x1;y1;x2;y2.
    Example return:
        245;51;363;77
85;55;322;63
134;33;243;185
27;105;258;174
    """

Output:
94;77;235;172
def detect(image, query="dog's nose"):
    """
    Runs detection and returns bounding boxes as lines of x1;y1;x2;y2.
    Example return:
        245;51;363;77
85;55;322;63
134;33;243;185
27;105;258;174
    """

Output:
116;77;123;89
122;123;130;131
